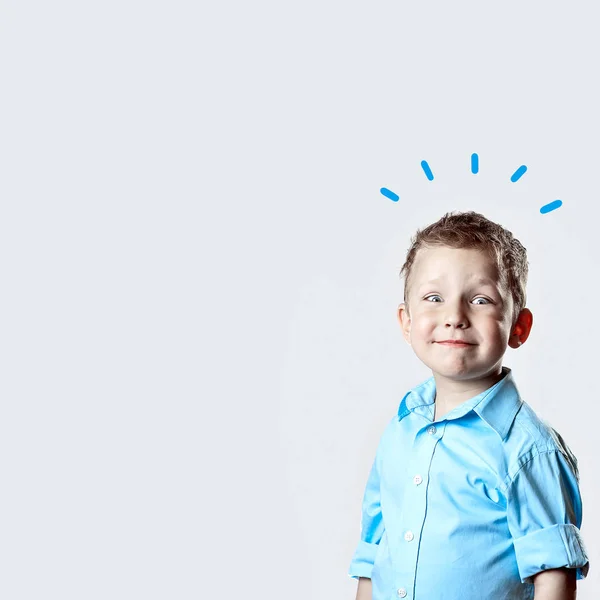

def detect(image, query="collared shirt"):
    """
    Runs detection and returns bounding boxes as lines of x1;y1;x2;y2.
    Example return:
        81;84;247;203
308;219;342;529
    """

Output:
348;367;589;600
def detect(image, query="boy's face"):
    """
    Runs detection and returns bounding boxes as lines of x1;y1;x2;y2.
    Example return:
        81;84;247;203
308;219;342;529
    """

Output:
397;246;530;384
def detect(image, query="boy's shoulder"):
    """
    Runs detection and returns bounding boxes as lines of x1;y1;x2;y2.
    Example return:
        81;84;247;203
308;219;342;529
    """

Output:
511;399;569;451
506;399;579;481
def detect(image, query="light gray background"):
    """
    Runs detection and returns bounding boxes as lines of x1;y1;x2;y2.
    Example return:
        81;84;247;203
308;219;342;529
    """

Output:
1;1;598;598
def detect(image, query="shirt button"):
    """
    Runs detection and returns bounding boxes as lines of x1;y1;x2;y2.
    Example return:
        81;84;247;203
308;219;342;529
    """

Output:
413;474;423;485
404;530;414;542
427;425;436;435
397;589;407;598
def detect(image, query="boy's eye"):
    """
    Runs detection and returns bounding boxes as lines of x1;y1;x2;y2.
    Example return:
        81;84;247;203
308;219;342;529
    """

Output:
423;295;492;305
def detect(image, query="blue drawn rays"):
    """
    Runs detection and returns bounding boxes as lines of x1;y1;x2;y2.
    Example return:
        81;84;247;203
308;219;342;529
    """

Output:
420;161;434;181
379;154;563;214
510;165;527;182
380;187;399;202
540;199;562;214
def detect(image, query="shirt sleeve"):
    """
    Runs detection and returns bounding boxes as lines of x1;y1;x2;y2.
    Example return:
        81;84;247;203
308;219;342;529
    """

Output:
348;420;391;580
506;447;590;584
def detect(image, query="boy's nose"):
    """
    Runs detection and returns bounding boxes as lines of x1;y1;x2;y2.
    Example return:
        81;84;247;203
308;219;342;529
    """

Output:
444;305;469;328
445;319;468;329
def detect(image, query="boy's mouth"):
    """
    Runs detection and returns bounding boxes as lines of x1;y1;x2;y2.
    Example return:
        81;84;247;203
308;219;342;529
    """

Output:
436;340;475;346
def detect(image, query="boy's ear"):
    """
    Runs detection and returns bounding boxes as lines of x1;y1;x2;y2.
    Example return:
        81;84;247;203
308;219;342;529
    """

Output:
508;308;533;349
397;303;412;345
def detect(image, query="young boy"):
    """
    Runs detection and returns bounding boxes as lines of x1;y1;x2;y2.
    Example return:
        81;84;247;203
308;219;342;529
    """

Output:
348;211;589;600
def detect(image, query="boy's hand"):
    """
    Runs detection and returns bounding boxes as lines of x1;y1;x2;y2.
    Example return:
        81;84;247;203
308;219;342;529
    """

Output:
533;568;576;600
355;577;372;600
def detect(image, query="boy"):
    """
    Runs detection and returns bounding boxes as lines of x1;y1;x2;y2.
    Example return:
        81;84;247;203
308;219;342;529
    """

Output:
349;211;589;600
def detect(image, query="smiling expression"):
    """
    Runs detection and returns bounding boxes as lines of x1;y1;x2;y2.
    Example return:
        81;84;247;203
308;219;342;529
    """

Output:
398;246;520;383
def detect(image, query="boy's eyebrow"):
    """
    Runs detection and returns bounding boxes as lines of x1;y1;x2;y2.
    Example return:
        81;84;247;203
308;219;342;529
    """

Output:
472;277;499;287
418;276;500;288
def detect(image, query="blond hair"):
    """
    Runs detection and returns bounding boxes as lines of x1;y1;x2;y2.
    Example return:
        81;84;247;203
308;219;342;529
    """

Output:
399;211;529;328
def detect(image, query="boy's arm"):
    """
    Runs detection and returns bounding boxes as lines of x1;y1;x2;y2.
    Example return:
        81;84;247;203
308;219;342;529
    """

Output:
533;567;576;600
506;448;589;587
355;577;372;600
348;419;394;583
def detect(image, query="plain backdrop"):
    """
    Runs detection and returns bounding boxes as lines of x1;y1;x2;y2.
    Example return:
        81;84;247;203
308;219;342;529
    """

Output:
0;1;598;598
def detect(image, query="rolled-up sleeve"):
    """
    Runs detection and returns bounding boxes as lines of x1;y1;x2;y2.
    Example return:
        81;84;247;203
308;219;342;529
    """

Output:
348;423;390;580
506;448;590;583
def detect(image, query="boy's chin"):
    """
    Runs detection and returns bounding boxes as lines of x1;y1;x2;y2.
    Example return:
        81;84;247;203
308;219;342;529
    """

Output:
428;362;504;382
431;369;480;381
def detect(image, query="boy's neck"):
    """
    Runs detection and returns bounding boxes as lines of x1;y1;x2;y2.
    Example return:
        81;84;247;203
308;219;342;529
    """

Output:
432;367;506;421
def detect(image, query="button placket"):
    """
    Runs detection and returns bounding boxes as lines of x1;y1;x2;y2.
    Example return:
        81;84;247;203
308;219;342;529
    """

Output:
393;424;442;600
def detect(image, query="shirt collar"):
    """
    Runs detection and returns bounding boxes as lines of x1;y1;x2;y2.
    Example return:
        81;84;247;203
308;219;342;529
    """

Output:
397;366;523;440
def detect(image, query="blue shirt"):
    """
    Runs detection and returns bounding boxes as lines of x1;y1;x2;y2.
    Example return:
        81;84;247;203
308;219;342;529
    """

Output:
348;367;589;600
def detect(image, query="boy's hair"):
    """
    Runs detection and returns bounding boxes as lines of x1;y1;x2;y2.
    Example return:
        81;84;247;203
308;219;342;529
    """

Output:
399;211;529;329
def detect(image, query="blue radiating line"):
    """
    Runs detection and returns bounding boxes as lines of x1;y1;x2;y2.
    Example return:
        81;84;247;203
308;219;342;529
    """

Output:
471;153;479;174
540;199;562;214
380;187;399;202
510;165;527;182
421;160;434;180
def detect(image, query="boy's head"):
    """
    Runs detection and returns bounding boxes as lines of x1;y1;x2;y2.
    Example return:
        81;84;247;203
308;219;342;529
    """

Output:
397;211;533;381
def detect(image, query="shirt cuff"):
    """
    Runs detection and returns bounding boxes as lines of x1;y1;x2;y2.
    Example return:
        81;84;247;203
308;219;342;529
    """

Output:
513;523;590;583
348;540;379;579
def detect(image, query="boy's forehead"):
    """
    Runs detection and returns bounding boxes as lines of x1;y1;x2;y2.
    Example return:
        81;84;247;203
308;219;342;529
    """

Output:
412;246;501;282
